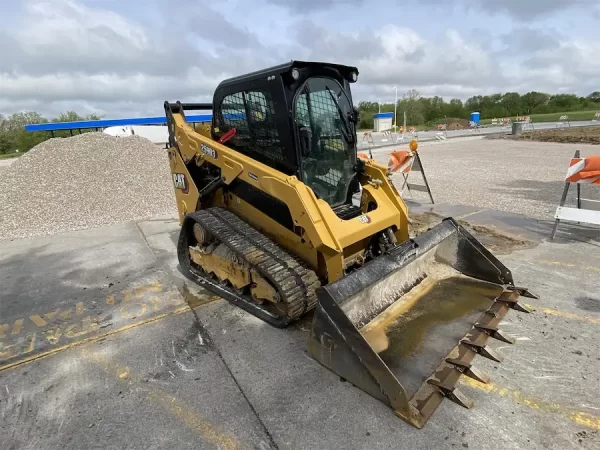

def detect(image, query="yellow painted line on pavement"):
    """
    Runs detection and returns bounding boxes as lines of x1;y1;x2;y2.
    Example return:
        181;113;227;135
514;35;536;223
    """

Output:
525;304;600;325
87;351;246;450
461;377;600;430
0;305;191;372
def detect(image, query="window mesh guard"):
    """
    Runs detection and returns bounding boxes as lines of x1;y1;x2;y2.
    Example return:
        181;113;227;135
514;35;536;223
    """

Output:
220;91;284;163
300;89;347;190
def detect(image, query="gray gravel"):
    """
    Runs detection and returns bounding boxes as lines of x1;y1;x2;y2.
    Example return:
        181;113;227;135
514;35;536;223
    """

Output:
0;133;177;241
2;133;597;241
377;137;600;220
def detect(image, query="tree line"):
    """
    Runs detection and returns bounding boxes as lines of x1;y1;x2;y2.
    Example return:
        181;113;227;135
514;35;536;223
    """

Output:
2;89;600;154
357;90;600;130
0;111;102;154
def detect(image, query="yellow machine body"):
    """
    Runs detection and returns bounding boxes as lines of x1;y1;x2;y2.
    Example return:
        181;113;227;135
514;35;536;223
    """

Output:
164;60;535;429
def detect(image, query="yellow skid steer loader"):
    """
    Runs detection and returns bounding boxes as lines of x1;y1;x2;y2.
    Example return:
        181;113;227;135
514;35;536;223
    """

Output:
164;61;536;428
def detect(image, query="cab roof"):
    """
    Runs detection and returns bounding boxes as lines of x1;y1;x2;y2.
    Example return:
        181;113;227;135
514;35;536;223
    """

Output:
215;60;359;90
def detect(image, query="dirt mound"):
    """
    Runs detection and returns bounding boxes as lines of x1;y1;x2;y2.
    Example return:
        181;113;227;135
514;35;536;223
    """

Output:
409;211;531;255
446;119;470;130
0;132;177;240
429;118;470;131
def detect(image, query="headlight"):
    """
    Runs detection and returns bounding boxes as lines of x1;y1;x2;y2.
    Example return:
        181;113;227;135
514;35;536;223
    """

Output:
351;71;358;82
291;68;300;80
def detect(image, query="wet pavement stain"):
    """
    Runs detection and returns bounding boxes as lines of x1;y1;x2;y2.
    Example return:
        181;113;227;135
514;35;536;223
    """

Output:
575;296;600;313
409;212;533;255
181;283;221;309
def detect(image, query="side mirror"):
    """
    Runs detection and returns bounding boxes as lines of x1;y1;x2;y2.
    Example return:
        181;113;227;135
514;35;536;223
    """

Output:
299;127;312;157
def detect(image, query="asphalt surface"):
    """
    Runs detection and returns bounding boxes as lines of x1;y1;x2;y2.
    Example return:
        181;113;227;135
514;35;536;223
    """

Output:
1;130;600;449
1;203;599;449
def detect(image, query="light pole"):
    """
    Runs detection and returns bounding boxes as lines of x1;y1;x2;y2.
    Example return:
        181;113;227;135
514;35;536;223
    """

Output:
378;98;381;113
393;86;398;130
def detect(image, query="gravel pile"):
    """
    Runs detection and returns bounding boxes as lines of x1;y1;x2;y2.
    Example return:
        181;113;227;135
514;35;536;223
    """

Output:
377;137;599;220
0;133;178;241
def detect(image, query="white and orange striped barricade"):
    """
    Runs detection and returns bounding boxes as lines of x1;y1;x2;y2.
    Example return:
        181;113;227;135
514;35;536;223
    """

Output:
361;131;375;147
387;140;434;204
491;118;498;126
435;123;447;140
550;150;600;239
556;115;570;128
395;126;405;143
516;115;534;130
406;127;419;141
381;130;393;144
592;112;600;122
501;118;512;130
468;121;481;133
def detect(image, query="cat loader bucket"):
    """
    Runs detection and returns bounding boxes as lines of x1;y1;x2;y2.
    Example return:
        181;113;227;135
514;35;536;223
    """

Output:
308;217;536;429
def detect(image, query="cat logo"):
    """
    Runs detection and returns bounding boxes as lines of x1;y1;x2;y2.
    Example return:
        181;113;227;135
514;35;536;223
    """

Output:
358;214;371;224
173;173;189;194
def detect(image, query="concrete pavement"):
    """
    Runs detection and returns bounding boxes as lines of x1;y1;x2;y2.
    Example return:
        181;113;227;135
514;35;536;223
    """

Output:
1;206;599;449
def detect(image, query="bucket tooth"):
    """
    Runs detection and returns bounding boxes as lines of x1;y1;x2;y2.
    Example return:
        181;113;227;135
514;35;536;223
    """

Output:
496;290;532;313
476;305;516;344
463;366;489;384
487;301;509;318
475;324;516;344
507;285;539;299
478;345;503;363
427;378;474;409
444;344;490;383
461;331;504;363
446;358;490;383
512;302;532;313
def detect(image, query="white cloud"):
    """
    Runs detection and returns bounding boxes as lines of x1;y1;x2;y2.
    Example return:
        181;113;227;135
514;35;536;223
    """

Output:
0;0;597;119
419;0;598;20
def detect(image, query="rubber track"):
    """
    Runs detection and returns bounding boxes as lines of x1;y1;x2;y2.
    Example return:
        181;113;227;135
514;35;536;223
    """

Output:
185;207;320;324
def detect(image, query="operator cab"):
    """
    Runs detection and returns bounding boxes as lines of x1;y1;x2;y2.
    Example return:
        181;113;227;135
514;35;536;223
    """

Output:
212;61;361;210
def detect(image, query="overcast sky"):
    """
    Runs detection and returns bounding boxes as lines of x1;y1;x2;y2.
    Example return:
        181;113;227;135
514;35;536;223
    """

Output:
1;0;599;120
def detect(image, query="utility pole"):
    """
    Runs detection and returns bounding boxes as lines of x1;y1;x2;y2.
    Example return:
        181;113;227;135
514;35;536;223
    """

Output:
393;86;398;129
378;99;381;113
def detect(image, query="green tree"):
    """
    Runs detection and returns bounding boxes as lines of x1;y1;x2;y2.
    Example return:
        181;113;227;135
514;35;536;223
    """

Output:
521;92;550;114
52;111;84;123
549;94;579;111
0;132;14;154
501;92;522;116
465;95;482;113
0;112;48;153
587;92;600;102
444;99;466;118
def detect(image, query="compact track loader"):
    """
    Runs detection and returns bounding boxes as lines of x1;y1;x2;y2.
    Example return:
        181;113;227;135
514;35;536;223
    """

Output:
164;61;536;428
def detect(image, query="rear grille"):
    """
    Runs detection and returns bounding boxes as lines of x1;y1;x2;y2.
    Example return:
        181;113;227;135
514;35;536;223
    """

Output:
333;203;362;220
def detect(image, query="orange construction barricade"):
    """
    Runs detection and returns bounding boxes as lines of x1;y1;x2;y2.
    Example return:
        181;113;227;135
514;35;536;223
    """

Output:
550;150;600;239
387;140;434;204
